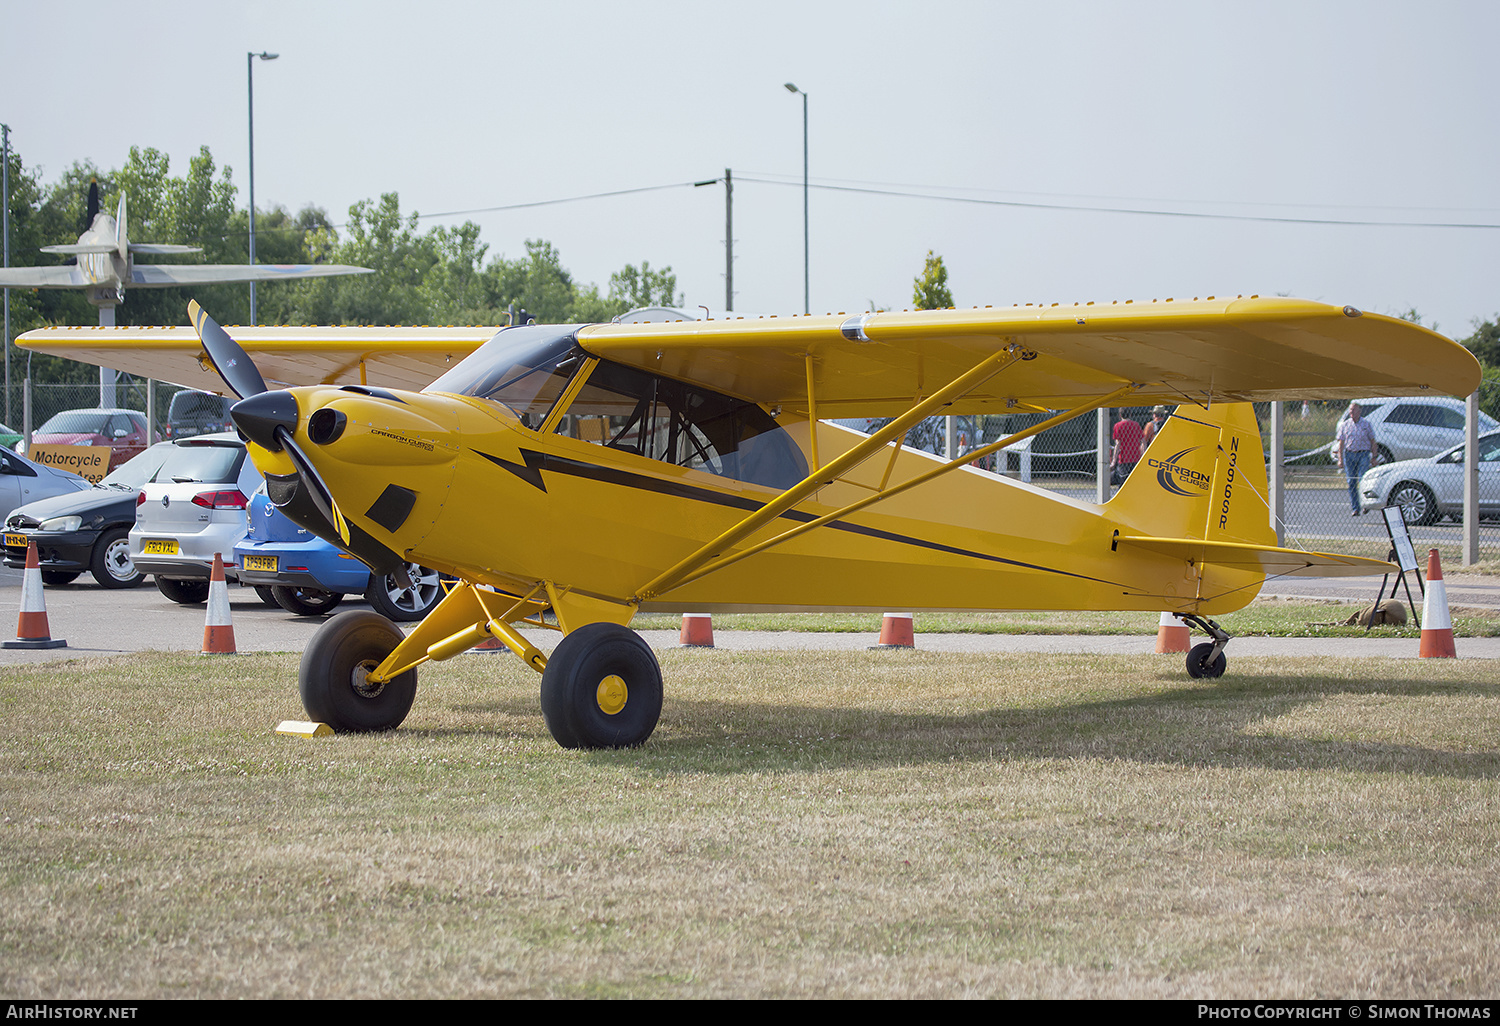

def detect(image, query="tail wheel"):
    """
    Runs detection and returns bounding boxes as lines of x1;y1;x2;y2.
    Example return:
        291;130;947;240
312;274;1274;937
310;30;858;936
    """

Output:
299;611;415;732
539;623;662;749
1186;643;1227;679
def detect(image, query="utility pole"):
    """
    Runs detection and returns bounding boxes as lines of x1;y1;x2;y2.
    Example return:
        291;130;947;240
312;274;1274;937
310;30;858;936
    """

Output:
694;170;736;312
248;51;279;324
724;168;733;311
2;122;10;427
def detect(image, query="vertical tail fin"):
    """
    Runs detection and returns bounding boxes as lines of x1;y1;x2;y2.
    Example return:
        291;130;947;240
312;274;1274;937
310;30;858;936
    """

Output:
1107;403;1274;547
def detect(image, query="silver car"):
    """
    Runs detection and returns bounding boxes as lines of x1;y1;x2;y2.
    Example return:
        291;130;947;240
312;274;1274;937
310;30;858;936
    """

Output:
128;434;263;603
1359;430;1500;524
1338;397;1499;466
0;446;93;522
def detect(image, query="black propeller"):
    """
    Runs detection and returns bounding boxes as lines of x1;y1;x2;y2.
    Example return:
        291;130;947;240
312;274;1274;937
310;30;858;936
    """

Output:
185;301;412;590
189;300;269;400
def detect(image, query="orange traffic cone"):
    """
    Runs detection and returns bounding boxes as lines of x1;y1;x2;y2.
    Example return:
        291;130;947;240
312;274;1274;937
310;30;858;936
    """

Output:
680;613;715;648
1419;548;1456;658
871;612;915;649
201;553;237;655
472;634;508;653
3;540;66;649
1155;612;1192;653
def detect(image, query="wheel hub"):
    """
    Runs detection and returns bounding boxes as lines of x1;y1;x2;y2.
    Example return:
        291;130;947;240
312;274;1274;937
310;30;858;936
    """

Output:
596;674;628;715
351;659;386;699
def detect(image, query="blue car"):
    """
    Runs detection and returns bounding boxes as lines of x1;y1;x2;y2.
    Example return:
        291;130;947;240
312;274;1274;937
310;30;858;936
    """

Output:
233;489;446;620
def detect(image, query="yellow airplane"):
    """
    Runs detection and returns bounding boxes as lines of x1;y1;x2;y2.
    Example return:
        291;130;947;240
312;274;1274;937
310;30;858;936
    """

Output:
19;297;1481;749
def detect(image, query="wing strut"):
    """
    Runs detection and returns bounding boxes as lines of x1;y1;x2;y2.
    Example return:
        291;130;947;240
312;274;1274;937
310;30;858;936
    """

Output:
654;383;1143;596
633;344;1030;604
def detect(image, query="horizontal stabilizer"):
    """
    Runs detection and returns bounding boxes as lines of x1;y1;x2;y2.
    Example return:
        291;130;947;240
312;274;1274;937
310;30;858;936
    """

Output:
127;243;203;255
0;266;88;288
39;243;117;255
129;263;373;286
1115;534;1394;577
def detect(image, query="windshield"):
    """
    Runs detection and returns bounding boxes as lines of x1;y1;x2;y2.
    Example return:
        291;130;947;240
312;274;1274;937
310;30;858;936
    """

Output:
100;444;173;489
37;411;109;434
152;441;246;485
425;325;583;430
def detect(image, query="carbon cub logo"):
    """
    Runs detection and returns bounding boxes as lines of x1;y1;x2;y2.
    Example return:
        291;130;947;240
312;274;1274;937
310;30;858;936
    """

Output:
1148;447;1212;496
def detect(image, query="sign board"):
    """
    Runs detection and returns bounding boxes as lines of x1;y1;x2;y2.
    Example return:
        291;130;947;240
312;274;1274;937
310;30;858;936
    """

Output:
27;444;112;485
1381;505;1421;574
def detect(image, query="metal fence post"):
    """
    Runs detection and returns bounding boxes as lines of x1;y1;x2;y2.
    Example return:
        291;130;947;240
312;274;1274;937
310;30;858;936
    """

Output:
1464;392;1479;565
1096;408;1110;503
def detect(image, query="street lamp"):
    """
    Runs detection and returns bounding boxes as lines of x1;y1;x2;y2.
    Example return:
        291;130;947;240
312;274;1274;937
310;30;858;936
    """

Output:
248;50;279;325
784;82;808;315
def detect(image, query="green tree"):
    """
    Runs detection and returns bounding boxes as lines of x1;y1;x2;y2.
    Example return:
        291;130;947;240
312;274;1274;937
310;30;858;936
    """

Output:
1460;317;1500;368
608;260;682;311
913;250;953;310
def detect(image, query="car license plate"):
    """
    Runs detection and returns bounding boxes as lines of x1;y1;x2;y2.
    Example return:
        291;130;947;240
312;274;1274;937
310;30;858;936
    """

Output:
242;554;278;572
4;533;26;549
143;539;179;555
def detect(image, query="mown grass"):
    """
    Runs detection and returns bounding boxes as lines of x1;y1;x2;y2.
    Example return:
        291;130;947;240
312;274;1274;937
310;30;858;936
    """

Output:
1;647;1496;998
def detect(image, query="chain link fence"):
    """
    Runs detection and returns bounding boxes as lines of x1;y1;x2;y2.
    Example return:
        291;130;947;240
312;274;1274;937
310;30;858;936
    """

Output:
5;377;216;445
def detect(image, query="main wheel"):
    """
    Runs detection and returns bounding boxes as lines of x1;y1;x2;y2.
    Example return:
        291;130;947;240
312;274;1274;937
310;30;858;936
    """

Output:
273;585;344;616
539;622;662;750
364;563;445;622
1186;643;1227;679
1390;482;1438;525
156;577;210;604
90;527;144;589
299;611;416;732
41;571;80;586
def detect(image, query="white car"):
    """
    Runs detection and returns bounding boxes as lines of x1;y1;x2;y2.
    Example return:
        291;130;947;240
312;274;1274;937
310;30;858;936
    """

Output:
128;434;263;603
1338;397;1499;466
1359;430;1500;525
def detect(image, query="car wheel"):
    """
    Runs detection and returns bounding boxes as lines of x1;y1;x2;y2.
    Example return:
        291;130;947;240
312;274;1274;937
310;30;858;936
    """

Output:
1377;444;1394;466
272;586;344;616
156;577;210;604
41;571;80;586
90;527;144;589
1390;482;1438;526
364;563;446;622
254;586;280;607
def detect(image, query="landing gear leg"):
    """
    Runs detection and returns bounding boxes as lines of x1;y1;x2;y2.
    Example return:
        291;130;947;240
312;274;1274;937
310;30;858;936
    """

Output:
1178;614;1230;679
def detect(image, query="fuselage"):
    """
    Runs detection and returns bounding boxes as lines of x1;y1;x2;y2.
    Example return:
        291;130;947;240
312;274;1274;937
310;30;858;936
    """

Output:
235;327;1268;621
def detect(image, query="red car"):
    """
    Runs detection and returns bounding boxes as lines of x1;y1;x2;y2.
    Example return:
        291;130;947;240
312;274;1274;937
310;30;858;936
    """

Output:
28;408;151;471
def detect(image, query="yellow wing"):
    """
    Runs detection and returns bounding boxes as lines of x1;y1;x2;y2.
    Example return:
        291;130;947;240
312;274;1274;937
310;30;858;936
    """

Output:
15;296;1481;413
15;323;500;395
576;296;1481;416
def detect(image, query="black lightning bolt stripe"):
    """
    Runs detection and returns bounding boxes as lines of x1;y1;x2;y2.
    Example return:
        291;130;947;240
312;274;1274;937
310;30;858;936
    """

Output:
473;448;1127;586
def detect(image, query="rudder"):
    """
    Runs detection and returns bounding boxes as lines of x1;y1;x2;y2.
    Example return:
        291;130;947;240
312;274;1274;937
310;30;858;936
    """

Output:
1107;404;1274;548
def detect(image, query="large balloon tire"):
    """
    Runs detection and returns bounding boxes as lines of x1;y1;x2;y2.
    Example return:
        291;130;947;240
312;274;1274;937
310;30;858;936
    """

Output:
539;623;662;750
90;527;144;589
299;611;415;733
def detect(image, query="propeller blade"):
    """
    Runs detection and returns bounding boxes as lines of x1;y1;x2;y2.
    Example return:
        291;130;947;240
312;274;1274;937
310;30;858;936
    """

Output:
277;428;350;545
188;300;268;400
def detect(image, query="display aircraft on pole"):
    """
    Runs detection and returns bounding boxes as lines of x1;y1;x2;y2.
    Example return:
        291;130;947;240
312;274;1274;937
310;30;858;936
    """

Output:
0;181;369;403
18;296;1481;749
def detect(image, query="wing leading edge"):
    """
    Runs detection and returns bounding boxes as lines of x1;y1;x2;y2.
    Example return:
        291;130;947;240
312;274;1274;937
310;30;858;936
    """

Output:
15;296;1482;413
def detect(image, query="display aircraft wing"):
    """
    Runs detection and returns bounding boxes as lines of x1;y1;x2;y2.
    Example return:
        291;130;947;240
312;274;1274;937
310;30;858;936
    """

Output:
127;263;375;287
0;266;91;288
15;295;1481;409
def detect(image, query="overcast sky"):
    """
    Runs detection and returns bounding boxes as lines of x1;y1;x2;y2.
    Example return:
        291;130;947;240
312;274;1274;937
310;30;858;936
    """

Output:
3;0;1498;337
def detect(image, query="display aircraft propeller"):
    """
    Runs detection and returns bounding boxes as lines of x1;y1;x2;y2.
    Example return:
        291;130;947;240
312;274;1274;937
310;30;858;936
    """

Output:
17;296;1483;749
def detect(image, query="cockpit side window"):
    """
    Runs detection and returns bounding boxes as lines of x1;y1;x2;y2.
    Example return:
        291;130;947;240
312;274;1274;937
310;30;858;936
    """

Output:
554;359;807;490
